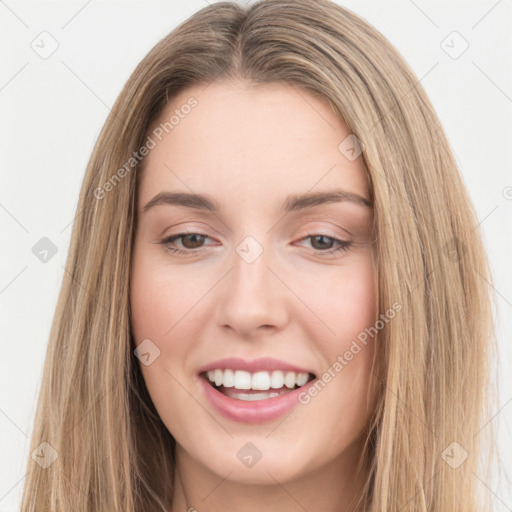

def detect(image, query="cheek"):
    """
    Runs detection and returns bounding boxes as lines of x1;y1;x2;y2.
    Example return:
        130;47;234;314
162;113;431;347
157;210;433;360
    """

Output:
296;255;376;343
294;255;377;424
130;255;202;438
327;257;377;394
130;249;200;345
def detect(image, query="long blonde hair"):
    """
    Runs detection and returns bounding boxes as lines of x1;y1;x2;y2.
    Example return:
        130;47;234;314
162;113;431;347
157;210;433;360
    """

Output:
20;1;498;510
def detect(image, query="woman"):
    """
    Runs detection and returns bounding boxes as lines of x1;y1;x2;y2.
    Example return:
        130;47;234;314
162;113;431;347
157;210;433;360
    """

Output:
20;0;497;510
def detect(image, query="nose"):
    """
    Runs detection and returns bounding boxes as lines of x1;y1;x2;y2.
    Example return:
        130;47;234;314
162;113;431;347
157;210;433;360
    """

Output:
214;238;289;338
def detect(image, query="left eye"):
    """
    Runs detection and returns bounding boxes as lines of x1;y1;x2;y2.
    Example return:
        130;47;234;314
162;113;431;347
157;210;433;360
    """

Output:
299;234;352;253
159;233;352;255
160;233;212;254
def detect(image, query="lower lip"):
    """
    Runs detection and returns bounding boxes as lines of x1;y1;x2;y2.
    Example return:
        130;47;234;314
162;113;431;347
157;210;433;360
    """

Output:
199;375;317;424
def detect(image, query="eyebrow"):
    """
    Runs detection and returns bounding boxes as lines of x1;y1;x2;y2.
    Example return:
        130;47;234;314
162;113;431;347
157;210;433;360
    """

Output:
142;189;372;214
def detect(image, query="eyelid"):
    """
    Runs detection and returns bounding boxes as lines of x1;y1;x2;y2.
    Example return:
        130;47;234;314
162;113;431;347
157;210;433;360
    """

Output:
158;222;221;239
292;224;353;242
283;214;357;234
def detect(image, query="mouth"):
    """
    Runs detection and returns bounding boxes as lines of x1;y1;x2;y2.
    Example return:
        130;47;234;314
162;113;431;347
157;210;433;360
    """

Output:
200;369;317;402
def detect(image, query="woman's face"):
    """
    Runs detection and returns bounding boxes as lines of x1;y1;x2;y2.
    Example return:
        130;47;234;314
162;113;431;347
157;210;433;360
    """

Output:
130;80;376;487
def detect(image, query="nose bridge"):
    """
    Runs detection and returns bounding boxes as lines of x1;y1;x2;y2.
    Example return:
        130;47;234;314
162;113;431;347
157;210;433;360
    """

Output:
232;234;270;294
235;235;266;267
215;234;288;334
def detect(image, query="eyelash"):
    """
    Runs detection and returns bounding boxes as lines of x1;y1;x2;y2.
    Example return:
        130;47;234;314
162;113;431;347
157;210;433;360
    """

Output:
159;233;352;256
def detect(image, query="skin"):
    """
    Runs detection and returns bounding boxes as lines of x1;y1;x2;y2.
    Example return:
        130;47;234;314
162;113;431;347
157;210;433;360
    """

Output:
130;79;377;512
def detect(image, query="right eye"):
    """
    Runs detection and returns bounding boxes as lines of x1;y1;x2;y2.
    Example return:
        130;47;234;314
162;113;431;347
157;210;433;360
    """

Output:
159;233;215;255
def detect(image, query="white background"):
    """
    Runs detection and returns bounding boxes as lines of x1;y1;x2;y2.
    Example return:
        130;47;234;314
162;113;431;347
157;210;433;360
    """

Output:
1;1;511;510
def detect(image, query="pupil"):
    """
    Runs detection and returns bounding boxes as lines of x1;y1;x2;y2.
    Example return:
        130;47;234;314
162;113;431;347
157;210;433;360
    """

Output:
183;234;204;248
312;235;332;250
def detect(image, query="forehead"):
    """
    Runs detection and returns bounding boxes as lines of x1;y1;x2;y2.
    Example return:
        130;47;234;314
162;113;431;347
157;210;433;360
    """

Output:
137;80;369;211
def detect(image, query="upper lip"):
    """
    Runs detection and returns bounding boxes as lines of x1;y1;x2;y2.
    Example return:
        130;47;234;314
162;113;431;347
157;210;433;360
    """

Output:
197;357;316;376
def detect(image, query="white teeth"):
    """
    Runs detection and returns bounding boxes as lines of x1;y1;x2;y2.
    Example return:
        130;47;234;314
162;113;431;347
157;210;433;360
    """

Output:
223;369;234;387
224;390;283;401
284;372;296;389
252;371;271;390
205;369;311;390
296;372;309;386
270;370;284;389
234;370;252;389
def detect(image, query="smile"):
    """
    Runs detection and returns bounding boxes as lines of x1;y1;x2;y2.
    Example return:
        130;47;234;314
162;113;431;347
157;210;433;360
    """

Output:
197;358;318;423
203;369;314;401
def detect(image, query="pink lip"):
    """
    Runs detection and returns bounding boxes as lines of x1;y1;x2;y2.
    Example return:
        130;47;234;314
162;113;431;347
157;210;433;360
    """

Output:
197;357;314;375
199;374;317;424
